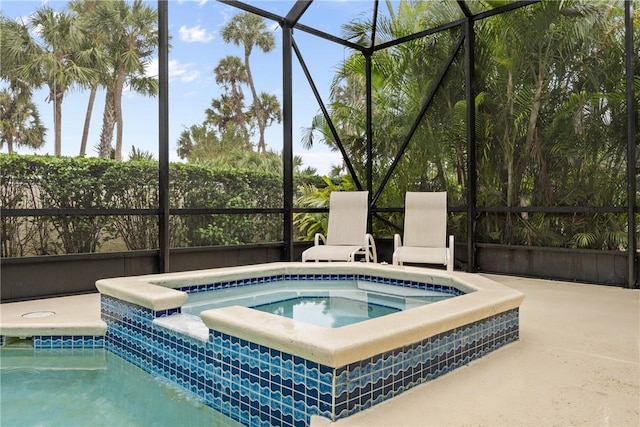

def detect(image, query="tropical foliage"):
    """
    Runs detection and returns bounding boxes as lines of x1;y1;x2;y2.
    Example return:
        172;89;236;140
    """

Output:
177;12;282;169
221;12;280;154
0;0;158;160
0;7;95;156
0;0;636;258
0;86;46;153
0;154;292;256
299;0;637;250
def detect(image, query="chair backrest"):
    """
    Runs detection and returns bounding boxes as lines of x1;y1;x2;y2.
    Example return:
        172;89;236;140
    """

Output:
325;191;369;246
403;192;447;248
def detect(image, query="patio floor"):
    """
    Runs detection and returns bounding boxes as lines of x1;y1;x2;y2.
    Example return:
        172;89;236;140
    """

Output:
1;274;638;426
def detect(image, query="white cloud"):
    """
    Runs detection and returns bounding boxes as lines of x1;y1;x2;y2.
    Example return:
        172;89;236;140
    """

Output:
178;25;214;43
145;58;201;83
177;0;209;5
169;60;201;82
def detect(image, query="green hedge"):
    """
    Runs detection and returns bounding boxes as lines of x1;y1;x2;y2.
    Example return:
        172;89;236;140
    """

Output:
0;154;309;257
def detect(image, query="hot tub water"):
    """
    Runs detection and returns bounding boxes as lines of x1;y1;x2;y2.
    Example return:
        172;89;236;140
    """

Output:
182;279;454;328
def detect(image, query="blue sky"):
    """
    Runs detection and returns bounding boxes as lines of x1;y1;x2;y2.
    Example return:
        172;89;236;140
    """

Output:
1;0;391;175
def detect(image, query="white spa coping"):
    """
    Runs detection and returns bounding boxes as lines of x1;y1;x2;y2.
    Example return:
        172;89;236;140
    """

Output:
0;293;107;337
96;262;524;367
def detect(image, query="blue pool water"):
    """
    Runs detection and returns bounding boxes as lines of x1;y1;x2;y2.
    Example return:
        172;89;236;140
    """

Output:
183;279;453;328
0;349;241;427
253;296;399;328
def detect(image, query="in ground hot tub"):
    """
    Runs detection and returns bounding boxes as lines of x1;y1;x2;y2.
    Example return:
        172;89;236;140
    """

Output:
182;276;458;328
96;262;524;427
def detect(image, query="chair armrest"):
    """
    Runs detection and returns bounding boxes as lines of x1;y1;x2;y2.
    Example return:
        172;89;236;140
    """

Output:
365;233;377;263
393;234;402;251
314;233;326;246
447;235;455;271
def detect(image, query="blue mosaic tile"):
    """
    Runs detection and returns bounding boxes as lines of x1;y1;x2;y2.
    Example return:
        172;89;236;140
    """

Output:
32;335;105;349
101;283;518;426
172;273;465;304
154;307;181;318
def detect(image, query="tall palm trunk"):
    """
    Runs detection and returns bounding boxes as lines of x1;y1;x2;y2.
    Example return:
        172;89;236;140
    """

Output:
244;50;266;153
80;81;99;157
114;71;126;161
525;54;550;204
504;68;516;209
52;87;63;156
99;89;116;158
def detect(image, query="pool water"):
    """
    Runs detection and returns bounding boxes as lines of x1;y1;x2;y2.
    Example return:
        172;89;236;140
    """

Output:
183;279;453;328
253;296;399;328
0;349;241;427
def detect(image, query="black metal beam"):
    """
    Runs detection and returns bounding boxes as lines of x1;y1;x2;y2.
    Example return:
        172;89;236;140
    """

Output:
4;205;629;218
478;206;628;214
373;19;465;52
217;0;285;25
457;1;472;18
366;51;373;230
367;0;378;206
170;208;284;215
293;22;366;52
292;38;363;190
465;16;477;273
285;0;312;27
282;25;294;261
1;209;159;217
216;1;363;52
158;0;170;273
370;0;379;49
625;0;637;288
367;1;378;229
372;31;465;206
471;1;541;22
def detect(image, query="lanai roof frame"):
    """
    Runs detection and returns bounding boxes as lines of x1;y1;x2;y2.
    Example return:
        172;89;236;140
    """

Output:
155;0;637;287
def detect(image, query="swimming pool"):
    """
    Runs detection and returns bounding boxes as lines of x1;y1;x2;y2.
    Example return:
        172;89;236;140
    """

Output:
0;348;241;427
96;262;524;426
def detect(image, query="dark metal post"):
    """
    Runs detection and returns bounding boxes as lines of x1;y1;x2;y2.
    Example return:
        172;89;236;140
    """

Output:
625;0;637;288
158;0;170;272
366;52;373;230
283;26;294;261
465;18;477;273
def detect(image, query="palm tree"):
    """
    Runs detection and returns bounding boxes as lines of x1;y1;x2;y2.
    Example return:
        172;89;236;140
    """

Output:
0;17;46;153
0;87;46;153
1;7;94;156
68;0;108;157
303;0;465;206
128;145;155;161
468;0;632;247
85;0;158;160
250;92;282;145
214;55;248;129
221;12;277;154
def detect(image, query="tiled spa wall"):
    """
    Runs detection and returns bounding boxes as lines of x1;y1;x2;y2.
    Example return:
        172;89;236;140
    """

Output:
100;277;519;427
0;334;104;349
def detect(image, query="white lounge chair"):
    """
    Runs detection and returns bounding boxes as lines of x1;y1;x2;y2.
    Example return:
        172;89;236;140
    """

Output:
392;191;454;271
302;191;377;263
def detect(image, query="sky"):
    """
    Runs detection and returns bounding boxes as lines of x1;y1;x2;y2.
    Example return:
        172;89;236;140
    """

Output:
1;0;392;175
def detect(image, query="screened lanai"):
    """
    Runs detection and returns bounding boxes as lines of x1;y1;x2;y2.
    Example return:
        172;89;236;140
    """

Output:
1;0;637;302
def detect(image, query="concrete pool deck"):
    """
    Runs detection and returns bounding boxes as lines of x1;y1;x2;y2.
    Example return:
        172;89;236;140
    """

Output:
1;274;638;426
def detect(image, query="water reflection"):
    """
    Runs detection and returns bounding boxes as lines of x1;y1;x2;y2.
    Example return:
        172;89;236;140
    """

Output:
292;299;334;327
254;296;399;328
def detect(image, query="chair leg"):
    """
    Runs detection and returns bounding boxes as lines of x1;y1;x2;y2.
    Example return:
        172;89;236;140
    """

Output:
447;235;455;271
